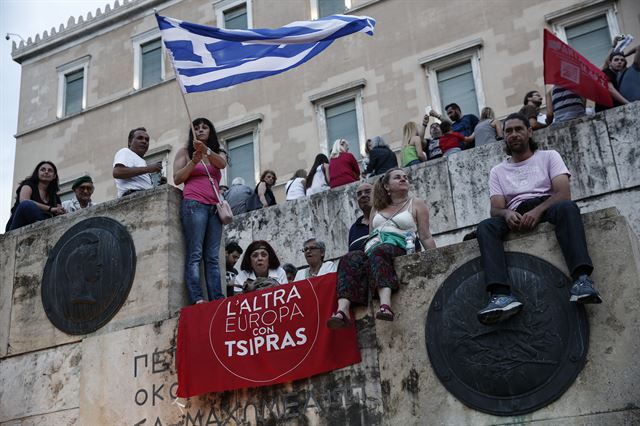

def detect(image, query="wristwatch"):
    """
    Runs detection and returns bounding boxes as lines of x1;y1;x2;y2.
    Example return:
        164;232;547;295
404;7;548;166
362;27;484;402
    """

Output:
207;148;212;156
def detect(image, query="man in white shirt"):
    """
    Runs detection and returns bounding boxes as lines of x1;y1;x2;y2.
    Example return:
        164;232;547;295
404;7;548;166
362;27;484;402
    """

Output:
112;127;164;198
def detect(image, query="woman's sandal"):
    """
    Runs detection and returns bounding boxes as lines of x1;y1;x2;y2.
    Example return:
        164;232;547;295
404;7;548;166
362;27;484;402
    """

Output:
326;310;352;329
376;304;395;321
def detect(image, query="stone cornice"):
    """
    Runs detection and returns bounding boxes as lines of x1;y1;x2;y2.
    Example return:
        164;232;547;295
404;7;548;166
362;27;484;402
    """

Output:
11;0;169;64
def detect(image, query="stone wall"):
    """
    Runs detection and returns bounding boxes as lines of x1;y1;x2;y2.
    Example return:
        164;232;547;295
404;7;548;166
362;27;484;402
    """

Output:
2;105;640;424
227;102;640;267
1;202;639;424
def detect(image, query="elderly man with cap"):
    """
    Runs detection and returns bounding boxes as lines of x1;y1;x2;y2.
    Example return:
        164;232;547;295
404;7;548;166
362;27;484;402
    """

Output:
62;175;95;213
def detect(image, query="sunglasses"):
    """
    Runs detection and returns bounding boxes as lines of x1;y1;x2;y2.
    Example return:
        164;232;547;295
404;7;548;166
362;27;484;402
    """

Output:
356;189;372;197
301;246;321;253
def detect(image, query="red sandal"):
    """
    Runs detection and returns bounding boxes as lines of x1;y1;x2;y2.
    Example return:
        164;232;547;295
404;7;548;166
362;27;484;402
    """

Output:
376;304;395;321
326;310;352;329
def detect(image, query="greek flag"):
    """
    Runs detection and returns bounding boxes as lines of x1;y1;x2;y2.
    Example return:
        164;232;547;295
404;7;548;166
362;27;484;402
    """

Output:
155;14;376;93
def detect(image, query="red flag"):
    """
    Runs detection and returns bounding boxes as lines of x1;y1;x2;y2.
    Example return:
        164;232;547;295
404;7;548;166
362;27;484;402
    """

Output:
543;29;613;107
175;273;361;397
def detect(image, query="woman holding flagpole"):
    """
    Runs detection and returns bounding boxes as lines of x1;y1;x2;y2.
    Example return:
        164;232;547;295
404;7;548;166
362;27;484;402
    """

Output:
174;117;228;304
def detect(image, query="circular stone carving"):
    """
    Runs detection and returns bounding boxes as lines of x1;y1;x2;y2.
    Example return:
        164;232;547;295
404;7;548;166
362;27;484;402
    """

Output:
41;217;136;335
426;252;589;416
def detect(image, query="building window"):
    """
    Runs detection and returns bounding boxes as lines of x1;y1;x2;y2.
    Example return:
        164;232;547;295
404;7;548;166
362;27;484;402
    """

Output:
56;56;90;118
132;30;165;90
215;0;253;29
140;39;163;88
436;61;479;118
311;0;350;19
145;145;172;186
227;133;255;185
64;70;84;116
419;39;485;118
310;79;366;159
217;114;263;186
325;100;360;159
224;4;248;29
546;2;620;67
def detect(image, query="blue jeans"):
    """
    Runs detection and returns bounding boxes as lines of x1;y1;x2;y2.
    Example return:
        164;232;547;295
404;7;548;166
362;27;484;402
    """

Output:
477;199;593;293
6;200;50;231
180;199;224;303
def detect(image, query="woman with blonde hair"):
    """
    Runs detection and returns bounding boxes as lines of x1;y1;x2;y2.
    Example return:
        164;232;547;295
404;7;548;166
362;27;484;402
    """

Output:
328;138;360;188
473;106;503;147
327;168;436;327
401;121;427;167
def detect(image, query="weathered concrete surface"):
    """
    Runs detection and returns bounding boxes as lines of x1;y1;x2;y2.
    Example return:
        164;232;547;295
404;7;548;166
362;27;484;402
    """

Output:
79;315;383;425
0;233;16;357
605;101;640;189
5;186;188;356
540;114;620;200
0;343;81;422
578;188;640;248
225;104;640;270
0;408;78;426
381;208;640;424
447;141;504;228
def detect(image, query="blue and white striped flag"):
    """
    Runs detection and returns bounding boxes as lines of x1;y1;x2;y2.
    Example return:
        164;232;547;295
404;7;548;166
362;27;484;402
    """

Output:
155;14;376;93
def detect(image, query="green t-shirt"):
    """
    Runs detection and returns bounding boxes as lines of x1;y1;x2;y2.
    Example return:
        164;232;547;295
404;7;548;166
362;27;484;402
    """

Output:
402;145;419;166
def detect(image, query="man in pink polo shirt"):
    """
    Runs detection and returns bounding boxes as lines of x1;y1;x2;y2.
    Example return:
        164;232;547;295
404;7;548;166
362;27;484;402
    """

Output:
476;113;602;325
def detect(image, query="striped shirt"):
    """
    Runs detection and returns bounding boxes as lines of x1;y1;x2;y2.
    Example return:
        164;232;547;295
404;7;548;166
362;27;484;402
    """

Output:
551;86;585;124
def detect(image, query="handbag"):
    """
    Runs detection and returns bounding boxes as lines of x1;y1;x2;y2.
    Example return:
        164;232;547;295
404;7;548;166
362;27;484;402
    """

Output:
364;198;412;254
201;160;233;225
365;230;407;254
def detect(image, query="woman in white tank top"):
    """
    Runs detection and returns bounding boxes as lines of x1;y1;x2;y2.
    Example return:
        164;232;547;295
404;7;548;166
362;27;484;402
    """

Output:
327;168;437;328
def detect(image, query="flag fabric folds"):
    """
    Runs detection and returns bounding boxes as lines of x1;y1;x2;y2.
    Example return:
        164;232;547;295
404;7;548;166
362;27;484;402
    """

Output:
155;14;376;93
175;273;361;397
543;29;613;107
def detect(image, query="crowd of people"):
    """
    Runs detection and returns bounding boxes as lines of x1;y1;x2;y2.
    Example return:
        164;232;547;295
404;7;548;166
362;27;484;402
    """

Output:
8;35;632;330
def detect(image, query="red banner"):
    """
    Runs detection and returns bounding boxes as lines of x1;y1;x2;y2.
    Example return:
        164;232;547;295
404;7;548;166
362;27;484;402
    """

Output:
175;273;361;397
543;29;612;107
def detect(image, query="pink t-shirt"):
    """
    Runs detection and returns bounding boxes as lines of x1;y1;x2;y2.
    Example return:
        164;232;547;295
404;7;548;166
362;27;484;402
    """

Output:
489;150;570;210
183;163;221;205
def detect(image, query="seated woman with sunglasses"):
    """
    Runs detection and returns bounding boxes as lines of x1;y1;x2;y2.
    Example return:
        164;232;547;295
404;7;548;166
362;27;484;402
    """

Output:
327;168;436;326
293;238;336;281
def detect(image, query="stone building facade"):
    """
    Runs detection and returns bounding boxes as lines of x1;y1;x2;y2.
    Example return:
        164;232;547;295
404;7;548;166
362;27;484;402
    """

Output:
10;0;640;204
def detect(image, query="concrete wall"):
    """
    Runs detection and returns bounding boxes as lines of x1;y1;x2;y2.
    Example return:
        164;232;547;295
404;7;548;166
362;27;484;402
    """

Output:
2;199;639;424
227;102;640;267
11;0;640;206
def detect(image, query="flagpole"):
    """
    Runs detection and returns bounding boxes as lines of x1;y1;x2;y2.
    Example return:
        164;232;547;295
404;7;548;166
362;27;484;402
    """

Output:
157;10;199;139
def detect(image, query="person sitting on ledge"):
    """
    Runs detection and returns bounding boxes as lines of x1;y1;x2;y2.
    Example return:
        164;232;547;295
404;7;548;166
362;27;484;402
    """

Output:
62;175;94;213
327;169;436;326
329;138;360;189
476;113;602;325
233;240;288;294
247;170;277;211
285;169;308;201
363;136;398;177
326;182;373;328
112;127;165;198
6;161;65;231
293;238;336;281
225;177;253;215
